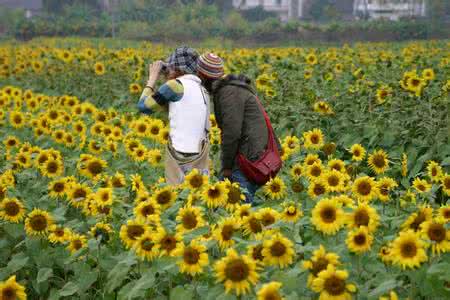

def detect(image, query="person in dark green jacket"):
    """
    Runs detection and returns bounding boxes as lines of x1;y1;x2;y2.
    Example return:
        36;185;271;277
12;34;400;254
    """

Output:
197;53;272;203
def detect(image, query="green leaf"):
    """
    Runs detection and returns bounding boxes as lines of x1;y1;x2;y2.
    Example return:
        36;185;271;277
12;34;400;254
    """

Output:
3;223;23;238
367;279;398;298
441;157;450;166
59;282;78;297
37;268;53;283
127;271;155;299
6;252;29;273
427;262;450;277
170;285;194;300
106;254;136;293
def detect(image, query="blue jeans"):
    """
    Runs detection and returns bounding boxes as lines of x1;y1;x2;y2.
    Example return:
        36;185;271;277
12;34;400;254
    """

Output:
230;169;260;204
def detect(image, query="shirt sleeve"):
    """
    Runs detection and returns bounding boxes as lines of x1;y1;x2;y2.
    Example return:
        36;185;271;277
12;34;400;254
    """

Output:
137;79;183;114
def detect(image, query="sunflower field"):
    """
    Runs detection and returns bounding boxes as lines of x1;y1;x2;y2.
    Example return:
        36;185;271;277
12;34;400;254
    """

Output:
0;38;449;300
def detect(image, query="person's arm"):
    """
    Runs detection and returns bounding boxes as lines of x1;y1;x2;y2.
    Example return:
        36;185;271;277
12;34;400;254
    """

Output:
218;87;246;175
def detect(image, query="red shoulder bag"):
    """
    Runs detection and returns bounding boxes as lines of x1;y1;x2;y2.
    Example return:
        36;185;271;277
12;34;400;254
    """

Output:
237;97;282;185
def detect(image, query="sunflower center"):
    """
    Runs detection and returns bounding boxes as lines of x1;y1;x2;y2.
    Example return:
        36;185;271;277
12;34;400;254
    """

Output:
287;207;296;216
324;275;346;296
311;257;329;276
30;215;48;231
327;175;339;186
252;244;264;261
353;149;361;156
87;161;103;176
310;134;319;144
263;291;282;300
150;126;159;135
291;182;304;193
400;241;417;258
380;185;389;196
427;223;446;242
54;228;65;237
357;181;371;196
182;212;198;229
221;224;234;241
410;212;426;231
46;161;58;173
141;239;155;251
161;236;177;252
156;191;172;205
443;178;450;189
320;206;336;223
4;201;20;216
311;166;321;177
270;241;287;257
225;259;249;282
261;214;276;226
137;124;147;133
248;217;262;233
189;175;204;188
207;188;221;199
183;247;200;264
73;188;87;200
313;184;326;196
372;155;386;168
270;183;281;193
2;287;16;300
127;225;145;240
354;209;370;227
141;204;155;216
72;239;83;250
354;233;366;245
227;187;241;204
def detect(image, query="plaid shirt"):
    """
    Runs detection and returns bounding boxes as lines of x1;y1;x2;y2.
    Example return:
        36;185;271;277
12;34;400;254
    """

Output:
137;79;184;114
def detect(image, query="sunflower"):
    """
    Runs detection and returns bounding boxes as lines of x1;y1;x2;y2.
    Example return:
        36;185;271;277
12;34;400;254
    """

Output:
4;136;20;149
213;217;241;250
67;233;87;254
426;161;443;183
349;144;366;161
308;179;328;199
243;212;264;237
129;83;142;95
257;281;284;300
311;198;345;235
281;204;303;223
48;178;68;198
303;128;324;150
153;187;177;209
304;153;321;167
202;182;228;208
422;68;435;81
412;177;431;193
184;168;208;191
346;202;380;232
376;85;392;104
311;264;356;300
131;145;147;162
401;153;408;177
94;62;105;75
313;101;334;115
134;199;161;221
440;174;450;197
40;158;64;178
147;149;163;166
305;53;318;65
48;225;71;244
235;204;252;220
24;209;53;236
262;233;295;268
379;291;399;300
302;245;341;287
368;149;389;174
130;174;146;193
0;197;26;223
327;159;346;173
119;219;148;249
94;187;114;207
223;180;246;211
346;227;373;254
133;232;160;261
89;222;113;243
282;135;300;153
15;152;32;168
390;230;428;269
0;275;27;300
420;219;450;256
289;163;303;180
401;205;433;232
378;245;393;264
67;183;92;209
376;177;398;202
263;177;287;200
305;162;323;180
173;241;209;276
352;176;378;202
322;170;345;193
438;205;450;222
175;205;205;234
9;111;26;128
155;228;183;257
215;248;259;296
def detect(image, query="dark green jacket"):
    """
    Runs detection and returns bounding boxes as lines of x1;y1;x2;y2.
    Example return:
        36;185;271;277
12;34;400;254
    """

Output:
212;75;269;171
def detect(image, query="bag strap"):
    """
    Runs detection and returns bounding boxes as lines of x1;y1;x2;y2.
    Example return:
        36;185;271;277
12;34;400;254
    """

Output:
199;85;211;135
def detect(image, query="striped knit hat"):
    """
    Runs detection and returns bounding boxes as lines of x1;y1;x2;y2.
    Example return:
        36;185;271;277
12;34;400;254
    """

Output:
197;53;224;79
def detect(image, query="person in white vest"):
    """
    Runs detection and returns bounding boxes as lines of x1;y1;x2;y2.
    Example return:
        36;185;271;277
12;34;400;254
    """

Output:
137;47;210;185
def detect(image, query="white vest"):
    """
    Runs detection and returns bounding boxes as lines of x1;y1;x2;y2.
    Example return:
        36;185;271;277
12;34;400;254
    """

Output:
169;74;209;153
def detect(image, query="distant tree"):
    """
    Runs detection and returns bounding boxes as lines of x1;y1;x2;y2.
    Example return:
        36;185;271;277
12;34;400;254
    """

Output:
427;0;449;20
43;0;101;14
